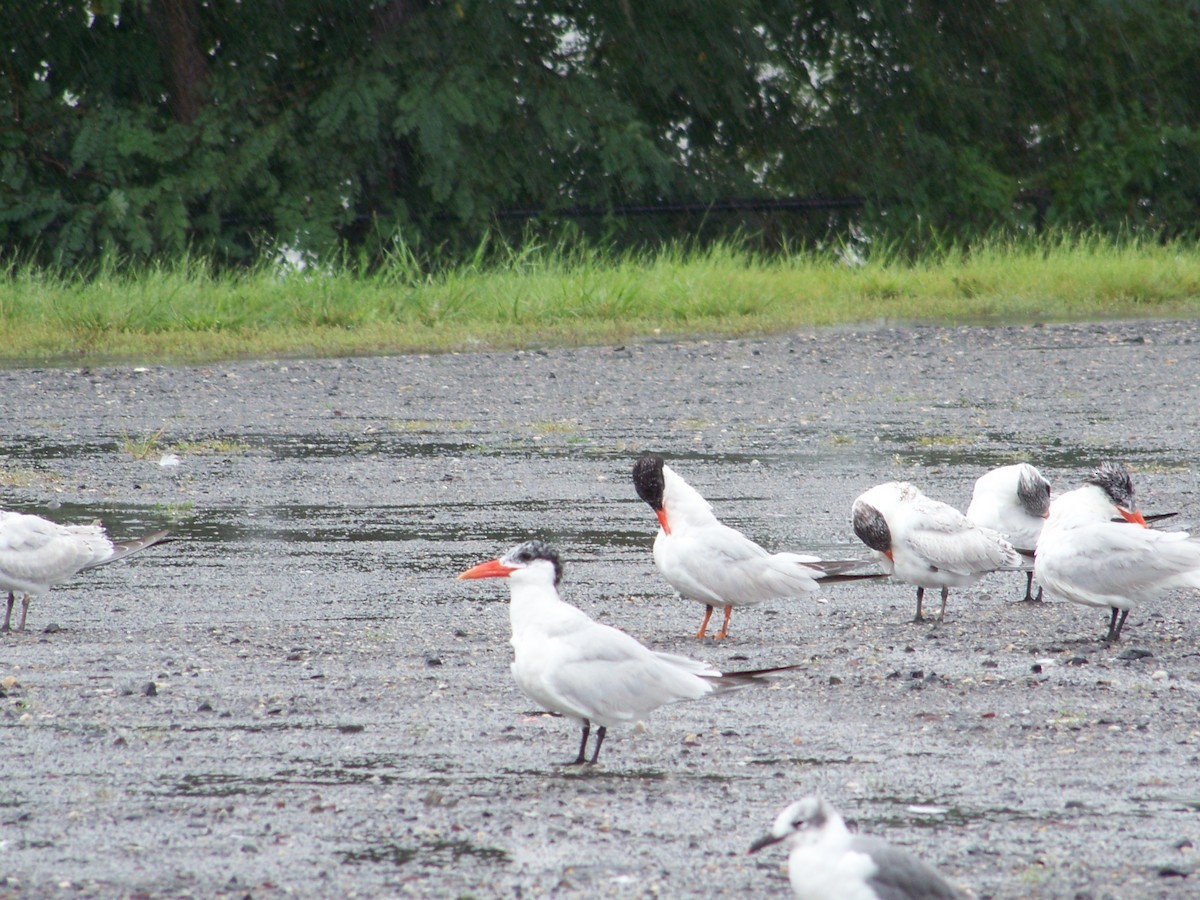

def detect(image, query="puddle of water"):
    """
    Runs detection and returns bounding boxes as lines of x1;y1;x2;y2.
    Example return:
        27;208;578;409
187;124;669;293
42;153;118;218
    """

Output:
746;756;854;767
255;433;481;461
337;837;509;868
884;431;1195;472
866;795;1033;828
30;501;243;544
0;436;119;460
161;773;276;798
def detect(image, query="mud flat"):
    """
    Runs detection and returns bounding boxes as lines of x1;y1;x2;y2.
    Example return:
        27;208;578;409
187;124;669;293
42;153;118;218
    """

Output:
2;319;1200;898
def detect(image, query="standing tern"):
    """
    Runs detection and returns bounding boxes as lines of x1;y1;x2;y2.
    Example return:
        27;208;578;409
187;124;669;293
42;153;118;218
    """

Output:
458;540;800;765
1035;461;1200;642
0;510;169;633
749;794;964;900
632;453;883;639
852;481;1022;622
966;463;1052;603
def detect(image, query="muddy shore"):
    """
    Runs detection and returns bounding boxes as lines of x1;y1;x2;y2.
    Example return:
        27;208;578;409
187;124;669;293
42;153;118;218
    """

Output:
2;319;1200;898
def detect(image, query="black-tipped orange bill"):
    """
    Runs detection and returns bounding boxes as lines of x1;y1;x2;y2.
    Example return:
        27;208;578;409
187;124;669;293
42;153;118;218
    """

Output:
457;559;516;580
1118;507;1148;527
655;509;671;535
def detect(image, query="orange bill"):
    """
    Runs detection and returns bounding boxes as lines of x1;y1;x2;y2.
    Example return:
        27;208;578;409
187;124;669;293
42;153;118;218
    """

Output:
1117;507;1148;527
457;559;516;580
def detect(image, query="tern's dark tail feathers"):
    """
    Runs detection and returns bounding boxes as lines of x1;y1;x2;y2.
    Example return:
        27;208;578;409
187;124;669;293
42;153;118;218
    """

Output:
815;571;889;585
86;530;172;569
804;558;882;578
703;663;804;690
1145;511;1179;526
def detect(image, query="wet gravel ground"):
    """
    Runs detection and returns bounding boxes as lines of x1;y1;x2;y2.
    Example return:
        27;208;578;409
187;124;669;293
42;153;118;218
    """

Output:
2;319;1200;899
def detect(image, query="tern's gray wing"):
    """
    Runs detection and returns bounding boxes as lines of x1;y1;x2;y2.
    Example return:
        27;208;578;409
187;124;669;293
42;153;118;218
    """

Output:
852;836;963;900
902;496;1021;575
656;522;827;606
81;529;170;569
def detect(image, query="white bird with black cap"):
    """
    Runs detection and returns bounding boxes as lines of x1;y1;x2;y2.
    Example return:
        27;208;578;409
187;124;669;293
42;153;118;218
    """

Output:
632;453;883;639
458;540;800;764
966;462;1053;603
852;480;1022;622
1036;461;1200;642
749;794;964;900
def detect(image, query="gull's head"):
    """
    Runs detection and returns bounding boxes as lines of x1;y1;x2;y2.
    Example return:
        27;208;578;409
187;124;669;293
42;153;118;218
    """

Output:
749;794;834;854
1086;461;1146;525
632;452;671;534
458;540;564;586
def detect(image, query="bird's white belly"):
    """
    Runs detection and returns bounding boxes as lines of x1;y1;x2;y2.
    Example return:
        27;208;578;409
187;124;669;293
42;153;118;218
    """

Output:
788;846;880;900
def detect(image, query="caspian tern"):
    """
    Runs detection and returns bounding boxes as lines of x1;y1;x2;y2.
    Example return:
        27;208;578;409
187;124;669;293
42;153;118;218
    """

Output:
852;481;1022;622
458;540;799;765
1035;461;1200;642
632;453;883;639
749;794;964;900
965;463;1052;603
0;510;169;633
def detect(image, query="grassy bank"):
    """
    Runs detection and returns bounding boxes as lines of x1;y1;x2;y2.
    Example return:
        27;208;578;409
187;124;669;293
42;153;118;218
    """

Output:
3;235;1200;363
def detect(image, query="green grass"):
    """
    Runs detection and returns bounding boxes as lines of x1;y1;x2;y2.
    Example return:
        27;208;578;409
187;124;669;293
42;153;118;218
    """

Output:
3;234;1200;362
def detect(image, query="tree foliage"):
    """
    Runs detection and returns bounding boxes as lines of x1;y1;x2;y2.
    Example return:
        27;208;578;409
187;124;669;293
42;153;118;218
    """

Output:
2;0;1198;268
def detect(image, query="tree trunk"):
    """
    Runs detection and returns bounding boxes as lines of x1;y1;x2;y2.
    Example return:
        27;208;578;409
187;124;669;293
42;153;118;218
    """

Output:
146;0;207;125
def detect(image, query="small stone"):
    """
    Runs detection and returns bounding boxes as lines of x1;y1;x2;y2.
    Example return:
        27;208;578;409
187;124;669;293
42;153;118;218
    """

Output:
1117;647;1153;661
1157;865;1191;878
142;682;158;697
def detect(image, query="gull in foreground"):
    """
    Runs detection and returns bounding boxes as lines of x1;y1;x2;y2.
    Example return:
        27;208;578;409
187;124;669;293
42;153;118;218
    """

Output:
749;794;964;900
458;540;799;764
632;453;883;639
1036;461;1200;642
852;481;1022;622
0;510;169;633
966;462;1052;603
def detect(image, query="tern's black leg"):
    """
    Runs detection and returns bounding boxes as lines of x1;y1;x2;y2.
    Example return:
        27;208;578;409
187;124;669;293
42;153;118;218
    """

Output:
914;587;925;622
2;591;13;633
1106;607;1130;643
937;587;949;622
558;719;591;766
588;726;607;764
1115;608;1129;640
1021;571;1044;603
